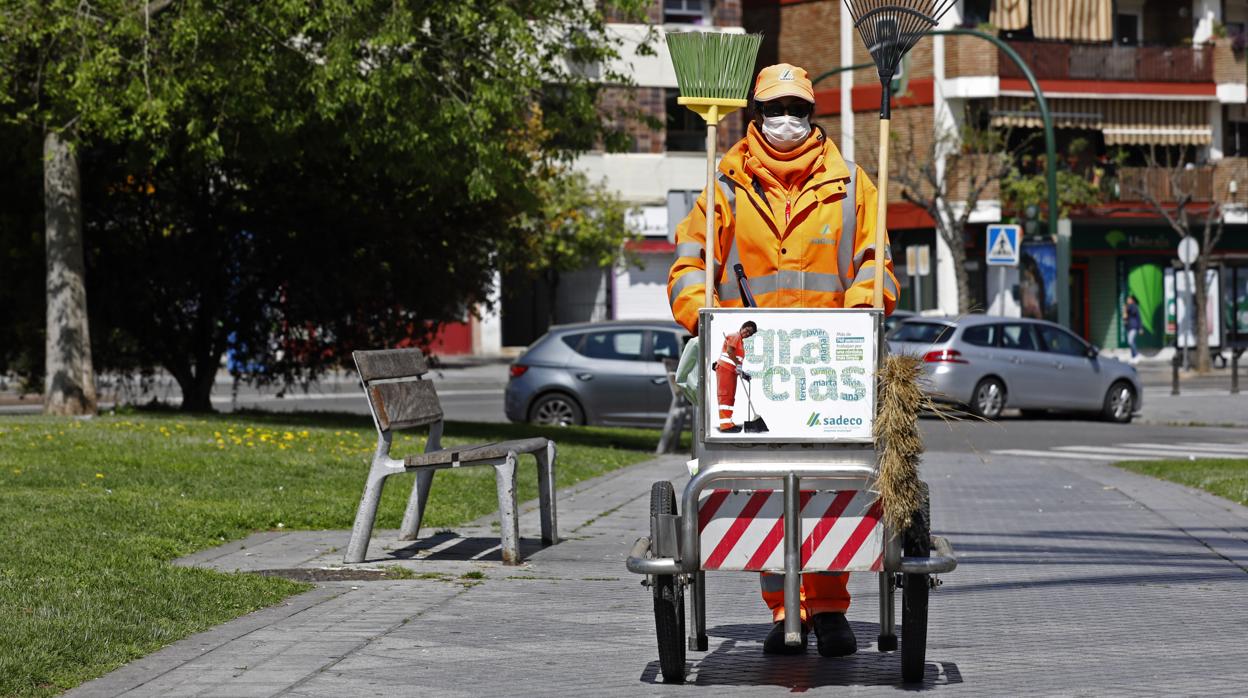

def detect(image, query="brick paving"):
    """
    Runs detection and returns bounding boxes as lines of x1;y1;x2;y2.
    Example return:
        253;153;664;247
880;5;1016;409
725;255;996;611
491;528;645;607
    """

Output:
70;447;1248;697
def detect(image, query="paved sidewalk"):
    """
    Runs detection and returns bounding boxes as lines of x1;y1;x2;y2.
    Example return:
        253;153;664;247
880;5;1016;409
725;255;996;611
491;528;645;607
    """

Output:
1136;389;1248;427
71;449;1248;697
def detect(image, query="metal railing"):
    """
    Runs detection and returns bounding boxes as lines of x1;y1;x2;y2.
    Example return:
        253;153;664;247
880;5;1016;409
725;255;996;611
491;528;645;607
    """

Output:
999;41;1214;83
1114;166;1214;202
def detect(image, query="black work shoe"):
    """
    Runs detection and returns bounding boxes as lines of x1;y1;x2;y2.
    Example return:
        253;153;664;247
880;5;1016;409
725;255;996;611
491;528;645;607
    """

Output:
762;620;808;655
718;425;743;433
812;612;857;657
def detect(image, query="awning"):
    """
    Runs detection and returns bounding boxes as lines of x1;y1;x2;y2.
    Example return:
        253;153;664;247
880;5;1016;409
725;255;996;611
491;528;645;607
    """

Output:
990;97;1213;145
1031;0;1112;42
990;0;1029;32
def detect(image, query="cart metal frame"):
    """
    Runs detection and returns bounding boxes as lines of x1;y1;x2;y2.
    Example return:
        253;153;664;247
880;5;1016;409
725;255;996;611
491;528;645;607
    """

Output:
625;308;957;676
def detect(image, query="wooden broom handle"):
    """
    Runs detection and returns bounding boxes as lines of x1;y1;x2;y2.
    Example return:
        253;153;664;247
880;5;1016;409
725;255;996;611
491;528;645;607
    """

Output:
704;120;717;310
872;119;889;309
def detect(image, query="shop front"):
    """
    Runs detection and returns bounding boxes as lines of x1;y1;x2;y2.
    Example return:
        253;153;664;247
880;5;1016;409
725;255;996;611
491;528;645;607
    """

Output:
1073;223;1248;355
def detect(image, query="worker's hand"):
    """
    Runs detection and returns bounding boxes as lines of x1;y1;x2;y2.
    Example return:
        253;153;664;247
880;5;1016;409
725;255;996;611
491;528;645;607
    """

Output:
737;367;751;381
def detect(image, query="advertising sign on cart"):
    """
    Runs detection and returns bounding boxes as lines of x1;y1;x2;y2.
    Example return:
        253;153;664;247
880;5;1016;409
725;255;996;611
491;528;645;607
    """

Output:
703;309;879;443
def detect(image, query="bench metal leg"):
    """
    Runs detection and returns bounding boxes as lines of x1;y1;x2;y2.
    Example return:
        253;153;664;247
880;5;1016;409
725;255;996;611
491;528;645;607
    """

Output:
535;441;558;545
399;469;436;541
345;466;390;564
495;453;521;565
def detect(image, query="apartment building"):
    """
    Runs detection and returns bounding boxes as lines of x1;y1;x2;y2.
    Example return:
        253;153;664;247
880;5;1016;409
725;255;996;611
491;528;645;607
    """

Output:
495;1;748;348
745;0;1248;357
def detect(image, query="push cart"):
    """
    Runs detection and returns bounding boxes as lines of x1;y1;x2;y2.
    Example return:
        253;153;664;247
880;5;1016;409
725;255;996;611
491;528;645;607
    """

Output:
626;307;958;684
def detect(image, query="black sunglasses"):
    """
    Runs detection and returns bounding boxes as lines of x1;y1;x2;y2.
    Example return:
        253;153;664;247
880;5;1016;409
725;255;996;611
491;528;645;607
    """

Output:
757;101;813;118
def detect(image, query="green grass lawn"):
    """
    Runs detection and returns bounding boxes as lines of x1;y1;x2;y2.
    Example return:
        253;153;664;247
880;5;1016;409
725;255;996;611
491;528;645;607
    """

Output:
1116;458;1248;506
0;411;663;697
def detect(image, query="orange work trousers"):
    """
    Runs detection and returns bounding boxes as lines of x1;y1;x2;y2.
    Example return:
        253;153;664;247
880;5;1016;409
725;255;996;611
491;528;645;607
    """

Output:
760;572;851;622
715;362;738;429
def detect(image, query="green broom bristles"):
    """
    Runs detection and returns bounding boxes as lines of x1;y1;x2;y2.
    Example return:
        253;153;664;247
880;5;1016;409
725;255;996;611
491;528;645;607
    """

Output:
666;31;762;101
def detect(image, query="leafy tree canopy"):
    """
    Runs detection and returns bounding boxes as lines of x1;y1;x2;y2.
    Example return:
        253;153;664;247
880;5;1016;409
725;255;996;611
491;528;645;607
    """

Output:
0;0;650;409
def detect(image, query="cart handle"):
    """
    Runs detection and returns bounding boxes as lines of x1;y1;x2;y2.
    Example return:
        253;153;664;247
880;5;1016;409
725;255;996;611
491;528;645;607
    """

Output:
898;535;958;575
626;536;682;575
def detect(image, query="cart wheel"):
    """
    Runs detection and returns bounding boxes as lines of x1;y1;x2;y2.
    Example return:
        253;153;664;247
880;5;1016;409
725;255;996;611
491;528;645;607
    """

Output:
650;481;685;683
901;483;931;684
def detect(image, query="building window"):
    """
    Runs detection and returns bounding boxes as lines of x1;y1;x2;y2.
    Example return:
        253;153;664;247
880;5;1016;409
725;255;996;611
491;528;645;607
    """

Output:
961;0;990;28
664;0;710;26
1228;22;1247;52
1226;105;1248;157
666;88;705;152
1115;13;1139;46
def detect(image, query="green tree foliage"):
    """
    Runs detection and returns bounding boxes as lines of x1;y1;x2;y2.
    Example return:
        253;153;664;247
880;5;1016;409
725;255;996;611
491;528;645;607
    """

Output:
504;167;640;328
0;0;648;410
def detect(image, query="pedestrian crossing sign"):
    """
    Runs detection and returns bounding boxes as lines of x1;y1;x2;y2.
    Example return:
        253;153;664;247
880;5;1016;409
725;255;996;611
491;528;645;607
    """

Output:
986;224;1021;266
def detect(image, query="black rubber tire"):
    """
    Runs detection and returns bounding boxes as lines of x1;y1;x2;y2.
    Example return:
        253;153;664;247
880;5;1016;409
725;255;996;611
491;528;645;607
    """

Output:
901;483;931;684
528;392;585;427
969;377;1006;420
1101;381;1135;424
650;481;685;684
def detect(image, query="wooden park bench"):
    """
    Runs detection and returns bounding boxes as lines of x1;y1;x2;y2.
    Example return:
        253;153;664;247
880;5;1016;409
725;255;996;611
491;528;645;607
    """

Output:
344;348;557;565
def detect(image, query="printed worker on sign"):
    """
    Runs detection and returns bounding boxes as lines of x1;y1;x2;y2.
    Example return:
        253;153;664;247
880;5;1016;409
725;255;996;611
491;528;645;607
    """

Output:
667;64;898;657
715;321;757;433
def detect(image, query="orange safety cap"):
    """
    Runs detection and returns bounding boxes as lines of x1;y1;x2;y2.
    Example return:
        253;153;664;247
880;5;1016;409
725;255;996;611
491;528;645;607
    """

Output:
753;63;815;103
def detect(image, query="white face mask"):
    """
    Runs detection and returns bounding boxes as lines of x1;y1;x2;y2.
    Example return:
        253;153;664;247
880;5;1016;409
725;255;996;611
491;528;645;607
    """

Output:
761;115;811;152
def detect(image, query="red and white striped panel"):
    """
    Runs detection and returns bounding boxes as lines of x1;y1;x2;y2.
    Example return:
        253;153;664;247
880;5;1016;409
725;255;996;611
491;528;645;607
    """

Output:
697;489;883;572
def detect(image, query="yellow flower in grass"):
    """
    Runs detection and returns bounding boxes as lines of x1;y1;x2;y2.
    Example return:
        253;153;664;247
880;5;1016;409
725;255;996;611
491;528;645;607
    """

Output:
96;473;104;479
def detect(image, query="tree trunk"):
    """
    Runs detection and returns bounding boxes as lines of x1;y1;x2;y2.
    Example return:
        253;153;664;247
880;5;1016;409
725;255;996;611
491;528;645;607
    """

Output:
1194;254;1211;374
952;243;971;315
169;364;215;412
43;130;98;416
178;372;216;412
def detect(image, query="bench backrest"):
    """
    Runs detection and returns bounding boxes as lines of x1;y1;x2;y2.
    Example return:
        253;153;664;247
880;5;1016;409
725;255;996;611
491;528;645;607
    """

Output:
353;349;443;431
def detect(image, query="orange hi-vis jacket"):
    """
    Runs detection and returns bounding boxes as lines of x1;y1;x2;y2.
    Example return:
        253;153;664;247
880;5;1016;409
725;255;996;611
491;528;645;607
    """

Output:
667;128;898;335
720;331;745;368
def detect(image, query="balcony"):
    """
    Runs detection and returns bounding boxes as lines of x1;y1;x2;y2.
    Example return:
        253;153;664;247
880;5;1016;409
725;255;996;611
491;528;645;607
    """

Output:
1114;166;1214;203
999;41;1214;83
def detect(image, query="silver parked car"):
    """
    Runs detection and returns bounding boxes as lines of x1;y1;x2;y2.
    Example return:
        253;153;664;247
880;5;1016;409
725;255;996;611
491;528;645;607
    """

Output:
505;320;689;427
887;314;1142;422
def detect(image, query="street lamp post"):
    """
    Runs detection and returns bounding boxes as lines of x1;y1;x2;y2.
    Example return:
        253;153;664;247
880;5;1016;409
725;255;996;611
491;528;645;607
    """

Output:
813;30;1062;324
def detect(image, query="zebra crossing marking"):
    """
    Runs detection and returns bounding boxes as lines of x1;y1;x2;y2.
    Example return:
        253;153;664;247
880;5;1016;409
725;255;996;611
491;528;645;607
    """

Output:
992;441;1247;462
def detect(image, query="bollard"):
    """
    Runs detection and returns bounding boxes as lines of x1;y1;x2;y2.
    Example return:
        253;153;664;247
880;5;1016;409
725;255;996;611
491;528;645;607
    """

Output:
1171;353;1181;396
1233;349;1241;395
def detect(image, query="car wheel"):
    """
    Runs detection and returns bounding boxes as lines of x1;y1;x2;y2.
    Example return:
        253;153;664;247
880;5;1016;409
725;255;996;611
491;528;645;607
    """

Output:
1101;381;1135;424
529;393;584;426
970;378;1006;420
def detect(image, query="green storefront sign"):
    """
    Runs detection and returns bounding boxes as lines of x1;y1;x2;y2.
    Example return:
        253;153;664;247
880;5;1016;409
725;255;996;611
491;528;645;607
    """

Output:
1075;226;1183;253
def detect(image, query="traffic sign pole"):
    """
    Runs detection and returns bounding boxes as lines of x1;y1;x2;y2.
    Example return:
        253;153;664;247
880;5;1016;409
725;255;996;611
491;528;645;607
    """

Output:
986;225;1022;315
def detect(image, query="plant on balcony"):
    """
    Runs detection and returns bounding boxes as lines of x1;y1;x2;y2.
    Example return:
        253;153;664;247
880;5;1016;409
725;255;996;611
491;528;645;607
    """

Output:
1001;162;1103;220
1119;147;1227;374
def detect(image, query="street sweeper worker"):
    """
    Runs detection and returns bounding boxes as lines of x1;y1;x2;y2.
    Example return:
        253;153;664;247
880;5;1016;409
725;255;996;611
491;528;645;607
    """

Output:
666;63;898;658
715;321;757;433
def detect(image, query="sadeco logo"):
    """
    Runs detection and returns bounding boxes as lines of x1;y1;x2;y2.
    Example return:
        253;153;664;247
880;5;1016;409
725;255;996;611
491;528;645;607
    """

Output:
806;412;863;428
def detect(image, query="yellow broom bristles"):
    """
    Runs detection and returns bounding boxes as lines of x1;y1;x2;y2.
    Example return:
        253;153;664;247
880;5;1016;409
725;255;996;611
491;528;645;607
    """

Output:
874;353;926;533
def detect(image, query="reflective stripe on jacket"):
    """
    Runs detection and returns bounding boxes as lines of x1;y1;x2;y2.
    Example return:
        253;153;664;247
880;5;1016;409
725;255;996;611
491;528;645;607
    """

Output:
667;129;898;335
